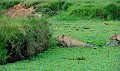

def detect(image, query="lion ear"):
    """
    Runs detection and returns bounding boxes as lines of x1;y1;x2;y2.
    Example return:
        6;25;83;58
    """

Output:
114;34;117;38
20;2;23;3
33;6;36;9
19;2;23;4
31;6;36;9
62;35;65;38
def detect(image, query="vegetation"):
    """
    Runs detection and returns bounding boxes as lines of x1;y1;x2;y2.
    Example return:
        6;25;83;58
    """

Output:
0;17;50;64
0;0;120;71
1;0;120;20
0;1;20;9
0;19;120;71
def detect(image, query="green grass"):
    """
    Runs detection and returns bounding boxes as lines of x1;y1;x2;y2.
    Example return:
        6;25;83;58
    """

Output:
1;0;120;20
50;11;80;21
0;19;120;71
0;0;120;70
2;0;119;3
0;46;120;71
51;19;120;44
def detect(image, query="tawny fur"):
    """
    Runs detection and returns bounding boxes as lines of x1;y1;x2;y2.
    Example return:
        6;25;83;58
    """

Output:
33;13;43;17
11;6;36;18
55;35;87;47
109;34;120;44
3;2;26;16
109;34;120;41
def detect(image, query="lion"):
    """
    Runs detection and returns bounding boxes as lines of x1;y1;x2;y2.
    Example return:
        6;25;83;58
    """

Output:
106;34;120;46
109;34;120;41
3;2;26;16
55;35;91;47
109;34;120;44
11;6;36;18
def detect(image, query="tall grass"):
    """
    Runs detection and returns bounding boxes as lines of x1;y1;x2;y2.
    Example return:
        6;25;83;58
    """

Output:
34;0;66;16
1;0;120;20
0;0;120;65
50;11;80;21
0;17;50;64
103;3;120;20
68;3;120;20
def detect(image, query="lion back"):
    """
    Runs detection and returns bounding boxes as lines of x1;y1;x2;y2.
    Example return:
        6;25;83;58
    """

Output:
3;2;26;16
12;6;36;18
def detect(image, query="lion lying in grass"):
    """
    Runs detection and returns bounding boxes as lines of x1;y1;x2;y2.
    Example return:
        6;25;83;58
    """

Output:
3;2;26;16
109;34;120;42
11;6;36;18
106;34;120;46
3;2;43;18
55;35;91;47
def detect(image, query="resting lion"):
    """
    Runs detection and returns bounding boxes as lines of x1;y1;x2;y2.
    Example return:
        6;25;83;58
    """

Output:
3;2;26;16
109;34;120;44
106;34;120;46
11;6;36;18
55;35;91;47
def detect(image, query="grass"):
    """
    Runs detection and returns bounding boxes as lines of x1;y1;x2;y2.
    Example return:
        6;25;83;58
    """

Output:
1;0;120;20
50;11;80;21
0;0;120;70
0;46;120;71
51;19;120;44
0;19;120;71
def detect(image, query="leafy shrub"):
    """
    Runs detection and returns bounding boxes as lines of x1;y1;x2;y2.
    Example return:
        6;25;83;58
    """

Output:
0;17;50;64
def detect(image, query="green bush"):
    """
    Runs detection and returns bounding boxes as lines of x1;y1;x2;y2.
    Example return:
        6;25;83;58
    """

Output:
0;17;50;64
68;5;97;19
68;3;120;20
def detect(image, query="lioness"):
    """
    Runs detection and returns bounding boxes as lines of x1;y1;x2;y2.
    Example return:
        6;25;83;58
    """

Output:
55;35;91;47
11;6;36;18
3;2;26;16
109;34;120;44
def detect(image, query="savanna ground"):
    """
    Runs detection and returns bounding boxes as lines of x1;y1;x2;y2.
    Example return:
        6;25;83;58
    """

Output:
0;0;120;71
